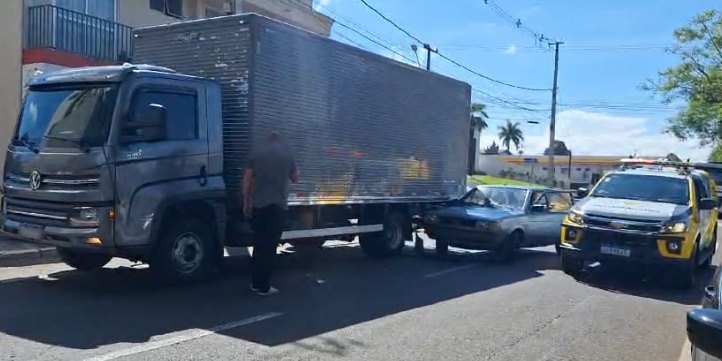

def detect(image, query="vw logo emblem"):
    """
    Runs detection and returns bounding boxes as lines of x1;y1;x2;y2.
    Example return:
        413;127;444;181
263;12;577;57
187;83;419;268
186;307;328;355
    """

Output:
29;170;42;191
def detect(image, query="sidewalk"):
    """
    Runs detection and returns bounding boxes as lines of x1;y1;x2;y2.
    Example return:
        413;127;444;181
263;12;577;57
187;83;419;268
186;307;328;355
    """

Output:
0;237;57;266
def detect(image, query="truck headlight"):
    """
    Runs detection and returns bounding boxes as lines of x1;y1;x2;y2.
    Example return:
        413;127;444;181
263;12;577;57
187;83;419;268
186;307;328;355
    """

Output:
661;221;688;234
70;208;99;226
567;211;584;225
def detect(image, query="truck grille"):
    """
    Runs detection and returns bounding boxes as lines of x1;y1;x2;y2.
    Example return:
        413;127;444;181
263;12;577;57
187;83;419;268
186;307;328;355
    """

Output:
5;173;100;191
3;198;74;227
585;214;662;233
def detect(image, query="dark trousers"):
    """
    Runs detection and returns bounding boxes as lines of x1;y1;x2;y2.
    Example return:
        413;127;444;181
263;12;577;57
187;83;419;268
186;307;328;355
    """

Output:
251;205;286;292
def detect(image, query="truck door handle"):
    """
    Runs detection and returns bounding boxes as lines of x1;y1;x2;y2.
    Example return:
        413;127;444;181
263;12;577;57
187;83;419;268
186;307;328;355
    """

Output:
199;166;208;186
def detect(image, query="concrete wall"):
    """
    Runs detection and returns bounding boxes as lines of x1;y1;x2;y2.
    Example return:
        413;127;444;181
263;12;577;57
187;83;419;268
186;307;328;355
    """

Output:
118;0;184;28
0;0;24;177
241;0;333;36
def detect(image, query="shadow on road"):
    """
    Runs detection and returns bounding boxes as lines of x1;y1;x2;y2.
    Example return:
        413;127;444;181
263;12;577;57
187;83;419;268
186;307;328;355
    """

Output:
0;243;558;352
572;263;717;305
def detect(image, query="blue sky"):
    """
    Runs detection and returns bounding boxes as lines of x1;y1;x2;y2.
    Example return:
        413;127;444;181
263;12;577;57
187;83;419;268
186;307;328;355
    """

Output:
313;0;719;160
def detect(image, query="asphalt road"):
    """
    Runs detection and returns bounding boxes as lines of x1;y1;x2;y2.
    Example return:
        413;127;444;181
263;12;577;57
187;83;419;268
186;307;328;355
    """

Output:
0;237;717;361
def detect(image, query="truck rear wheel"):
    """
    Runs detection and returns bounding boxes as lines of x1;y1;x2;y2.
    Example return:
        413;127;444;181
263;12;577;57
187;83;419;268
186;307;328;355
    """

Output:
57;248;111;271
360;212;406;258
152;219;219;283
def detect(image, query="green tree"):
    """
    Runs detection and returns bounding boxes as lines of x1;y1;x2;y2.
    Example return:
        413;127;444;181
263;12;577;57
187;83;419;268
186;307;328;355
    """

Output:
646;10;722;145
483;141;500;154
709;144;722;162
471;102;489;133
498;120;524;152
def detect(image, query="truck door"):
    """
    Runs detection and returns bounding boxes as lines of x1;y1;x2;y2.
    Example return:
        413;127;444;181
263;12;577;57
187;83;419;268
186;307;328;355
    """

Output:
693;175;714;249
113;77;209;246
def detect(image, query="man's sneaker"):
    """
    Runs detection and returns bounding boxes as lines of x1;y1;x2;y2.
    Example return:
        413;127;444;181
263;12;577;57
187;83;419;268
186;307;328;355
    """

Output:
255;287;279;296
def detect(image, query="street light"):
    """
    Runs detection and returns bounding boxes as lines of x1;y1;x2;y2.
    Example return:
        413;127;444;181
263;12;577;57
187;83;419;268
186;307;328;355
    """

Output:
410;44;422;68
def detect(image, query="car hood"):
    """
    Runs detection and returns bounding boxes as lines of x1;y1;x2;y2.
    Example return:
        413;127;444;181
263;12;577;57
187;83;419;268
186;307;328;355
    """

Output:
433;205;517;221
574;197;690;221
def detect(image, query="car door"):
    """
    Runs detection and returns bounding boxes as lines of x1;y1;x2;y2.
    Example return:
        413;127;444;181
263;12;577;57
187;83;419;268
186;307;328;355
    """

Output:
526;191;573;246
693;175;714;249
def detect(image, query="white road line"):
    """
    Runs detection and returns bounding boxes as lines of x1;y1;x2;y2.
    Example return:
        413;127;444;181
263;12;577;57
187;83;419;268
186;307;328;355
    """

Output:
678;338;692;361
83;312;282;361
424;264;477;278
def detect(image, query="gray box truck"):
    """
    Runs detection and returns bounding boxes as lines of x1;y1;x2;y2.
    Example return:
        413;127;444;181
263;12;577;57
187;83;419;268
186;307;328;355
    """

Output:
1;14;471;281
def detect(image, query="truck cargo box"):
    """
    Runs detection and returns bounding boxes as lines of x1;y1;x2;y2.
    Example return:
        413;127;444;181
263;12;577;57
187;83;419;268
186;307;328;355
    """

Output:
133;14;471;205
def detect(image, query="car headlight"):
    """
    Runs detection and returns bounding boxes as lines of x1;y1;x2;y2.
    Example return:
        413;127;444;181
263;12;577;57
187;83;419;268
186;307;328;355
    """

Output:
661;221;688;234
70;207;99;226
567;211;584;225
476;220;500;231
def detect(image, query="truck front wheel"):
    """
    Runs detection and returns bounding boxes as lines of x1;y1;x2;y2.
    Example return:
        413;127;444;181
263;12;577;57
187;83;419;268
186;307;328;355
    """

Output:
152;219;219;283
359;212;406;258
57;248;111;271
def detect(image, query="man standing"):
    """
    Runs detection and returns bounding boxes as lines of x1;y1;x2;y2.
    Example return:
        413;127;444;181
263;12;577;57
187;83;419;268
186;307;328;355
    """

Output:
243;132;299;295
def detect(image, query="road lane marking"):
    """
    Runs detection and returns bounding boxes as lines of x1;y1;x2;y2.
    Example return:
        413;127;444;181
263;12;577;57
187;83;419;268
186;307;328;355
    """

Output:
83;312;282;361
424;264;477;278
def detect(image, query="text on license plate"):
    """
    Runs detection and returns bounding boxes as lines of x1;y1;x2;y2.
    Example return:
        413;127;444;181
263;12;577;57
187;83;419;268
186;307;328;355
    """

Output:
600;245;631;257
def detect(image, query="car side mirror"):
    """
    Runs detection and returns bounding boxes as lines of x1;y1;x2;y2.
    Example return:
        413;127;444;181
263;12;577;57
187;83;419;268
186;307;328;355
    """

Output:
699;198;717;210
687;309;722;358
122;103;167;144
577;187;589;198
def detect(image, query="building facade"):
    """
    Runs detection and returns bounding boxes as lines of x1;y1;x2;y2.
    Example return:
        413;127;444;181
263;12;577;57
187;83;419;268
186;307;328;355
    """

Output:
476;154;662;188
0;0;333;176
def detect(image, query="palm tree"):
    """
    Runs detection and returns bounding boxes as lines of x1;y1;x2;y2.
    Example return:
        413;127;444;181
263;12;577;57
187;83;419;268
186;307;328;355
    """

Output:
498;120;524;152
471;102;489;133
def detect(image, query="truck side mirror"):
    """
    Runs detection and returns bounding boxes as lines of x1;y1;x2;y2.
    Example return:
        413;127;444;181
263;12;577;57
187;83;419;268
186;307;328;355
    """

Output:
122;103;167;144
699;198;717;210
687;309;722;358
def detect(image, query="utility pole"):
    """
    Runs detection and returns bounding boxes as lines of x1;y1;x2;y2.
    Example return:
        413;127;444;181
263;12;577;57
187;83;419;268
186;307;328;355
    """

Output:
547;41;563;187
423;43;437;71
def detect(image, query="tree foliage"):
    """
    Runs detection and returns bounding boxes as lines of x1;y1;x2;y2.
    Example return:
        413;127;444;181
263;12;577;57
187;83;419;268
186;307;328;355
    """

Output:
471;102;489;133
709;144;722;162
543;140;571;156
647;10;722;145
483;141;500;154
498;120;524;152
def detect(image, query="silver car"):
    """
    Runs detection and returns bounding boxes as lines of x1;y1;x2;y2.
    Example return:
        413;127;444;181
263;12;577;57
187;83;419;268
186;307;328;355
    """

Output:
425;185;575;261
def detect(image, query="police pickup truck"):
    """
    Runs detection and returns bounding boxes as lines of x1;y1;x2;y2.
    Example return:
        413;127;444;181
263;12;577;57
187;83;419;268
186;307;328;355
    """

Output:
560;159;718;288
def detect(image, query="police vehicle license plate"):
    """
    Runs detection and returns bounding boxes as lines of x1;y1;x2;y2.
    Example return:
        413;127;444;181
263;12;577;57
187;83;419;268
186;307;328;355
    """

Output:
18;225;44;240
600;245;631;257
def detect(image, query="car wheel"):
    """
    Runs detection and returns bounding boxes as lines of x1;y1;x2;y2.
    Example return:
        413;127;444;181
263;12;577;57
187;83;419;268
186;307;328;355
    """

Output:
561;254;584;276
700;228;717;269
673;246;697;289
435;239;449;256
494;231;521;263
57;248;111;271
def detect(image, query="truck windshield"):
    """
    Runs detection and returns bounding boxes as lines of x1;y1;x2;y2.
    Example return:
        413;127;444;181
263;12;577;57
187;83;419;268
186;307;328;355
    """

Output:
15;85;117;148
590;174;689;205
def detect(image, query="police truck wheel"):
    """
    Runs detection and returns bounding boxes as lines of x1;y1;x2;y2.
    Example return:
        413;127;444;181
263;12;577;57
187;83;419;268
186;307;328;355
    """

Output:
152;219;218;283
360;212;406;258
57;248;111;271
561;254;584;276
494;231;521;263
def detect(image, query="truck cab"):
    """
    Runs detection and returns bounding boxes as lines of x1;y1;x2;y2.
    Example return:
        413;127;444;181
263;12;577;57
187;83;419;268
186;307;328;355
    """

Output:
2;64;227;280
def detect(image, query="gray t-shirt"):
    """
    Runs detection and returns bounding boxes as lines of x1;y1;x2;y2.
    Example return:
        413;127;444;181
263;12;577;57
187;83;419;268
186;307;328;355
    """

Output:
248;142;296;209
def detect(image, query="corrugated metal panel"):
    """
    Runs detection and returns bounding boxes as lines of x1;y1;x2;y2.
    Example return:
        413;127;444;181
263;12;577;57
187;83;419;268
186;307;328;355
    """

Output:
132;14;470;204
133;16;253;197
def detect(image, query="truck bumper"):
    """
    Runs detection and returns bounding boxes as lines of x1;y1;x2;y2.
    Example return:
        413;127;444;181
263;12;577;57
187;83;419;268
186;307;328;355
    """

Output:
1;217;111;252
560;224;695;270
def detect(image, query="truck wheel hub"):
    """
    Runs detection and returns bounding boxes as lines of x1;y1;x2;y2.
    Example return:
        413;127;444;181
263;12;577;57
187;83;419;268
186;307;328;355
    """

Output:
172;233;203;273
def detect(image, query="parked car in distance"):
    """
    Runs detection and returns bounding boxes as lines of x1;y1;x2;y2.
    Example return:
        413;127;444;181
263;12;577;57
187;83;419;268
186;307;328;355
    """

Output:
424;185;576;261
688;266;722;361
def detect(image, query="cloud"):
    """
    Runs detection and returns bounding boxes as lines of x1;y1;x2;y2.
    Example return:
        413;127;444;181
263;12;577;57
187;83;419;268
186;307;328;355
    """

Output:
478;109;712;161
314;0;332;11
504;44;518;55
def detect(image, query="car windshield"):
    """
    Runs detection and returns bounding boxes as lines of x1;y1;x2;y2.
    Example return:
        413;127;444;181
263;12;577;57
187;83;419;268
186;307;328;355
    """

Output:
590;173;690;205
464;186;527;210
15;85;117;148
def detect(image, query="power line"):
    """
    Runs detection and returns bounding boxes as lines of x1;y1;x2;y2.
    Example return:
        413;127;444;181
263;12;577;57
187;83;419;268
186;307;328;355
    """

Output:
482;0;557;45
334;22;417;63
335;30;369;50
357;0;552;92
473;88;551;112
